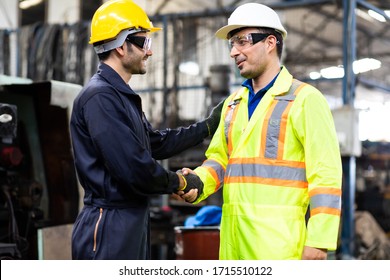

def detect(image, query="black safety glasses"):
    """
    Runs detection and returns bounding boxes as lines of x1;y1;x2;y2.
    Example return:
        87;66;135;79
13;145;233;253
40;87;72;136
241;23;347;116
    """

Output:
125;36;152;51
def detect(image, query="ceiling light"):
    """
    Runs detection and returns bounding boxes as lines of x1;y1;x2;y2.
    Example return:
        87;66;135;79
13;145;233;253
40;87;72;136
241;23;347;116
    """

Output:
309;58;381;80
356;8;375;22
320;66;344;79
19;0;43;10
179;61;200;76
353;58;381;74
368;9;386;22
309;71;321;80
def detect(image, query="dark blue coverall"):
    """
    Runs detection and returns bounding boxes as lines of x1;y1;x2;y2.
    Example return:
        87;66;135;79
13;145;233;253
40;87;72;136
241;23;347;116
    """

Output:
70;63;209;259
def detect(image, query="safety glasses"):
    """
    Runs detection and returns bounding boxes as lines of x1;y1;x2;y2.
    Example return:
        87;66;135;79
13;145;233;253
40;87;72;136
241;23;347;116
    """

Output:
228;33;271;51
126;36;152;51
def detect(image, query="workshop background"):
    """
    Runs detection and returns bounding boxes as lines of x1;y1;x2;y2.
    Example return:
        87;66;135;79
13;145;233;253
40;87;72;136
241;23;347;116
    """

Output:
0;0;390;260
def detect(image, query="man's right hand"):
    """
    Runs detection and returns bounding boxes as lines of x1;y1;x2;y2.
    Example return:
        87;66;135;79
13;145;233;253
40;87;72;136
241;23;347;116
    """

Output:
176;168;203;202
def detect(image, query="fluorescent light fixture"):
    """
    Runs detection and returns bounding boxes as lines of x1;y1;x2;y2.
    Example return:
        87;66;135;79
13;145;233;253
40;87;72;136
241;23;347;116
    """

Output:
309;58;381;80
309;71;321;80
353;58;381;74
368;9;386;22
320;66;344;79
19;0;43;10
356;8;375;22
179;61;200;76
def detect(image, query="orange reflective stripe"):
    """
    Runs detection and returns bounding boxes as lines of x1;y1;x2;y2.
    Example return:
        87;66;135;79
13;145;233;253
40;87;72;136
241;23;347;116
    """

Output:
262;80;306;159
311;207;341;216
277;82;306;159
204;165;222;192
229;157;306;168
278;82;305;158
309;187;342;197
277;101;293;159
226;176;308;188
202;159;226;192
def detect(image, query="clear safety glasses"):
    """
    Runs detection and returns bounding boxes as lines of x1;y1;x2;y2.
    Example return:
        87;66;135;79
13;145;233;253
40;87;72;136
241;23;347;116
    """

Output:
228;33;271;51
126;36;152;51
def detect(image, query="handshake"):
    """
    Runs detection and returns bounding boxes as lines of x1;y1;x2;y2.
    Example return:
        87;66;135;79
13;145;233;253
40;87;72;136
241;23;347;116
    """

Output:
175;168;204;203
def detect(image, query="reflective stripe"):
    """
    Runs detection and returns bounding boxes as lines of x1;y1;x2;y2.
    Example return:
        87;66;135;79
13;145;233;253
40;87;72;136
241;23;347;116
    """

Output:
309;187;342;216
310;194;341;210
226;175;308;188
202;159;225;191
224;96;241;156
311;207;341;216
263;80;304;159
227;163;307;182
309;187;342;197
229;157;306;168
264;100;291;158
222;80;314;191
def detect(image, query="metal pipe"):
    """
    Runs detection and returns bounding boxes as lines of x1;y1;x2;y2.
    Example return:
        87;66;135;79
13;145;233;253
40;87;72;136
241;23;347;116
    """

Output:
162;15;168;127
150;0;335;21
341;0;357;259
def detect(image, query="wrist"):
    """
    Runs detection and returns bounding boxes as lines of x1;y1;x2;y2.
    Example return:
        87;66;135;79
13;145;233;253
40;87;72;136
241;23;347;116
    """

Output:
177;174;187;191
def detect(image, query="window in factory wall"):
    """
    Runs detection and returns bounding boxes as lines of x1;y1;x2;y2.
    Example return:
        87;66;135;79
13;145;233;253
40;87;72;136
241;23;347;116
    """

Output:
359;102;390;142
19;0;46;26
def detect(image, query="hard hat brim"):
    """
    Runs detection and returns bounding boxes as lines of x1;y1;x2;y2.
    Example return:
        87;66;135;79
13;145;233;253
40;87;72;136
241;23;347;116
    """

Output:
215;24;248;39
149;26;162;33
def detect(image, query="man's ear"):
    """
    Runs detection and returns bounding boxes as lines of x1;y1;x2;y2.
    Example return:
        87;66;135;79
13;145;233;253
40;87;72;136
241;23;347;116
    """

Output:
115;45;125;56
266;35;278;52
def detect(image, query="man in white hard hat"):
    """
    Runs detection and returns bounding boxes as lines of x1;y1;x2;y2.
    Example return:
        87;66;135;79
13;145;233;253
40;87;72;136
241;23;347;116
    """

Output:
70;0;223;260
180;3;342;260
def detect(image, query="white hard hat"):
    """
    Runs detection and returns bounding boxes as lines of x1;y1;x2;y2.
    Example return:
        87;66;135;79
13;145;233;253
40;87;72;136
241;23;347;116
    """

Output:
215;3;287;40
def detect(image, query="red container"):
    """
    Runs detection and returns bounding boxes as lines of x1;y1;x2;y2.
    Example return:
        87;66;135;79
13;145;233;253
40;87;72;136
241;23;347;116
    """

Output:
174;226;220;260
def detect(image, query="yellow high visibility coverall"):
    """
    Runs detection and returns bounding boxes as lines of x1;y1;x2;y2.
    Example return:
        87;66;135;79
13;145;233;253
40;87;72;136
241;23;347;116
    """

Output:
194;66;342;260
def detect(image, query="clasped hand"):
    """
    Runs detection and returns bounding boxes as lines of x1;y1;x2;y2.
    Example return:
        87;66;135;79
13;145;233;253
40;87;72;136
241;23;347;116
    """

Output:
173;168;202;203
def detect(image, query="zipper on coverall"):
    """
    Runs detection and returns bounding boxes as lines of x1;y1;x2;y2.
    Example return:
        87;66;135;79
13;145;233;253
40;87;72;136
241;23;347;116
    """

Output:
93;208;103;252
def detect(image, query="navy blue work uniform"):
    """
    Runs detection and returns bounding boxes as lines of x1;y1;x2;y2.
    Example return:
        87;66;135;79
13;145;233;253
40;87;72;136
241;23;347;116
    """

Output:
70;63;209;259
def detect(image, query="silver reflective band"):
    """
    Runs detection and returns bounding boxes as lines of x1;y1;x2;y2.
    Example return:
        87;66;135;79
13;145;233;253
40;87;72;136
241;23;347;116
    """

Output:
265;80;302;159
226;163;307;182
202;160;225;187
311;194;341;210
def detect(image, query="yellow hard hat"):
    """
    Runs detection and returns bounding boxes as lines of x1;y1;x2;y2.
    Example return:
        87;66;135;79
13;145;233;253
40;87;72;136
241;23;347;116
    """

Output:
89;0;161;53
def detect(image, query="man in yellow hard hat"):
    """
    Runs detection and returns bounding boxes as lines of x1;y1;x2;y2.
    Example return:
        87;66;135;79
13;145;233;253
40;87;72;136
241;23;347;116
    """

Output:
180;3;342;260
70;0;222;260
